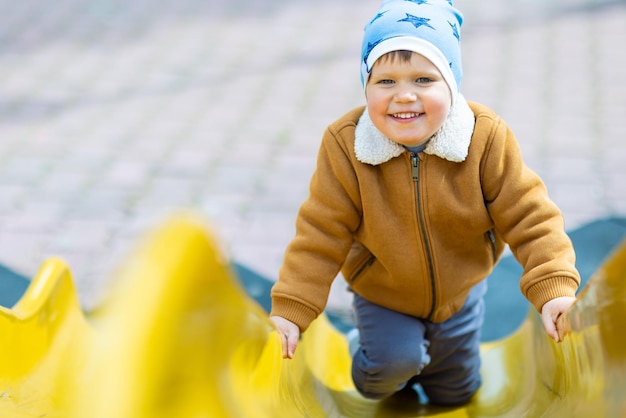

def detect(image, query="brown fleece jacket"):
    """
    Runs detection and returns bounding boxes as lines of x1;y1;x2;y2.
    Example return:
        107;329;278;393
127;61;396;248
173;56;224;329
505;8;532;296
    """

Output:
270;101;580;332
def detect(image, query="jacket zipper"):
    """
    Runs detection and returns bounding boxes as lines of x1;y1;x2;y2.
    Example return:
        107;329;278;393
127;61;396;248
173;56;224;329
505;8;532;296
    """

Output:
411;153;437;320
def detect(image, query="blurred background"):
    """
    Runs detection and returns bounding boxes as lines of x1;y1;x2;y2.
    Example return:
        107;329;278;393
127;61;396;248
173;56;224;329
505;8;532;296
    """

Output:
0;0;624;311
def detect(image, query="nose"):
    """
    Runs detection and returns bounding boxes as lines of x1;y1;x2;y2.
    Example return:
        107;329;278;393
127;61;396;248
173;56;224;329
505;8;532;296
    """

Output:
395;87;417;102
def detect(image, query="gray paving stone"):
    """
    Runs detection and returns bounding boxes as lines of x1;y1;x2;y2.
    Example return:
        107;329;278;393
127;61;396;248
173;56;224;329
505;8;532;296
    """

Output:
0;0;624;311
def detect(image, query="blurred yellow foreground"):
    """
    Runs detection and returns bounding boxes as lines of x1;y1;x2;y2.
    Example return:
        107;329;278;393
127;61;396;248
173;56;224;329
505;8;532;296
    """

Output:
1;213;625;417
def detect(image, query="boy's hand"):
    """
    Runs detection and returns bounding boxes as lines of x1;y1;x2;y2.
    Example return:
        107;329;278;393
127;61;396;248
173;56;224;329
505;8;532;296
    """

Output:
270;316;300;359
541;296;576;343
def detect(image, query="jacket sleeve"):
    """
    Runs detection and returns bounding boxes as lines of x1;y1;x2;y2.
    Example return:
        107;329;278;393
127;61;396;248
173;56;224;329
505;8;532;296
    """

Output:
478;113;580;312
270;121;362;332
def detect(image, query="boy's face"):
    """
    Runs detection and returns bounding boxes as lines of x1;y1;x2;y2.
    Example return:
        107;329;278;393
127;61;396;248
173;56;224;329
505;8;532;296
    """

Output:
366;52;452;147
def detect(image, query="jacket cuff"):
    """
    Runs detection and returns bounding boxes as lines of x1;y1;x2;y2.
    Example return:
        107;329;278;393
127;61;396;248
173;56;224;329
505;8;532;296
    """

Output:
269;296;319;333
526;275;579;312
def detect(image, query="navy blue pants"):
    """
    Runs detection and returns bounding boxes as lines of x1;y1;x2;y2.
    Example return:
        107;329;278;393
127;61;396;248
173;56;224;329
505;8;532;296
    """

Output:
350;280;486;405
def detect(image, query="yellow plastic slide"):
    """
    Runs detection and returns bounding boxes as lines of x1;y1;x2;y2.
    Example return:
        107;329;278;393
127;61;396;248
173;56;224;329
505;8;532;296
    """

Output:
0;213;624;417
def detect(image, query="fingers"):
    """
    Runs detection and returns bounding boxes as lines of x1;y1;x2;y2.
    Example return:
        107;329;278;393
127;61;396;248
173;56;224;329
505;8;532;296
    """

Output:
556;311;571;342
270;316;300;359
541;311;560;342
541;296;576;343
278;330;289;358
278;330;299;359
284;331;299;359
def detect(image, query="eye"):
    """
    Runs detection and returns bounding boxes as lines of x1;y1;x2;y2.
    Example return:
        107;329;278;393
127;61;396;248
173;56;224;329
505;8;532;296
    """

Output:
377;79;395;85
416;77;432;84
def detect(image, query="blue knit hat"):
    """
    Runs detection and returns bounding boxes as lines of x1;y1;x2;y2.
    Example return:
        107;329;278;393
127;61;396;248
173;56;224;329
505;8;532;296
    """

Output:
361;0;464;97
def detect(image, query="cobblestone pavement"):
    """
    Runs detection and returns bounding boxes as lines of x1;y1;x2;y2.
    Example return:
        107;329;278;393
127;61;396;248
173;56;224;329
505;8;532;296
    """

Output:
0;0;624;310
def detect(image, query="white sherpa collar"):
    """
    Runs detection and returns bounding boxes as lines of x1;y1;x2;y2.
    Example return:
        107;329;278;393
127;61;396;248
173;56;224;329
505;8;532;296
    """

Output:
355;95;476;165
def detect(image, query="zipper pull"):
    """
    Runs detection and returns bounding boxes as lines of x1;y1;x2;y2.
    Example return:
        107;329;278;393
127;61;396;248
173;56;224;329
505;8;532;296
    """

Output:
411;154;420;181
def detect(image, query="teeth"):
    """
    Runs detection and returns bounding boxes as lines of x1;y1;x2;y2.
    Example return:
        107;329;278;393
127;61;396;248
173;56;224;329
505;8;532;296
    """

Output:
393;113;418;119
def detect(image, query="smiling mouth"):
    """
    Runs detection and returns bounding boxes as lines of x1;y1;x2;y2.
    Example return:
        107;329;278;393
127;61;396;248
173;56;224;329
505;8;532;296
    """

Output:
391;112;420;119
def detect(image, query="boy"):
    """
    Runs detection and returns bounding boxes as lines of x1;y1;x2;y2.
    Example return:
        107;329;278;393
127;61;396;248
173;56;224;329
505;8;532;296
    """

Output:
270;0;579;405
